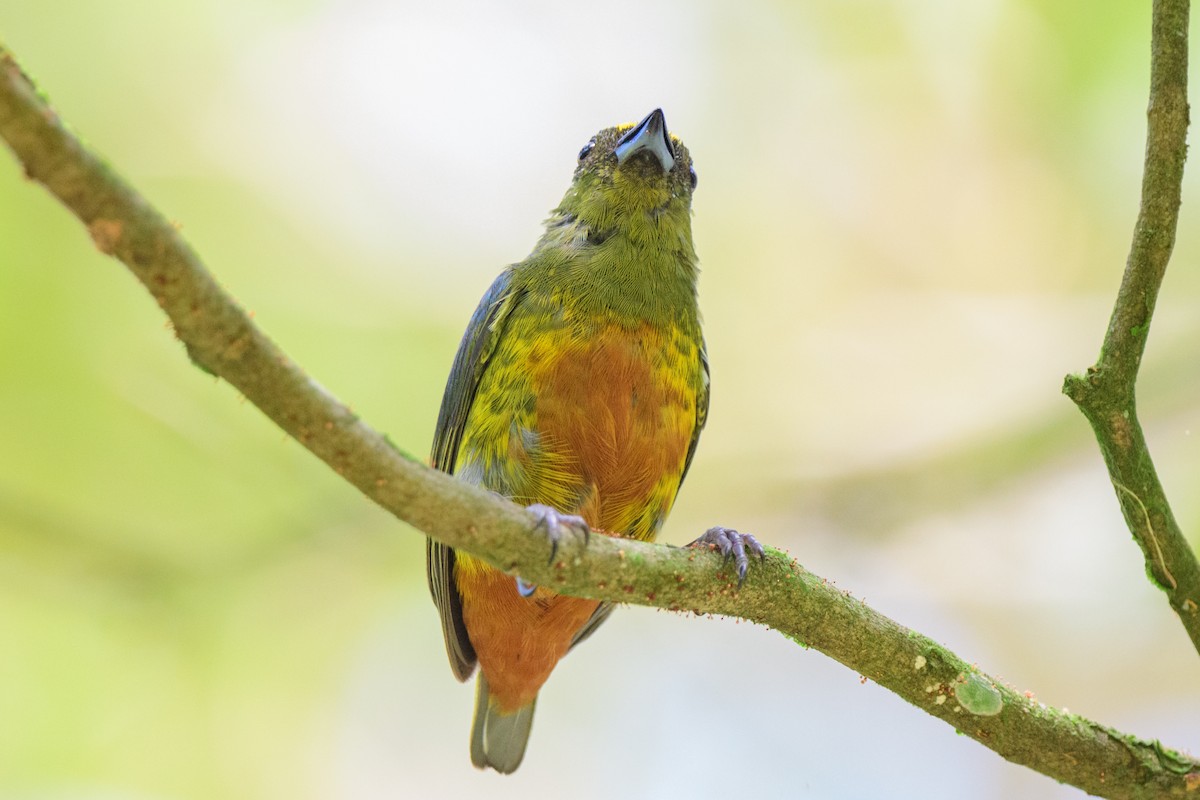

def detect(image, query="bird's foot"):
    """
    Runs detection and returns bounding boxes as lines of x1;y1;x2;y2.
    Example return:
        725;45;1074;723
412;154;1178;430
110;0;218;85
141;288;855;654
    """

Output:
515;504;590;598
526;503;590;563
687;526;765;588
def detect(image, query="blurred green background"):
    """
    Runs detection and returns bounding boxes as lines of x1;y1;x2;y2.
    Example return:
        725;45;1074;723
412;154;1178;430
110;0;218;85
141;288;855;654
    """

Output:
2;1;1199;798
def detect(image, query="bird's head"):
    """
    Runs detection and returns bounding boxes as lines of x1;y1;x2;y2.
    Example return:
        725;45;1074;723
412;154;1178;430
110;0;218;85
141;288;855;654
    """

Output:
554;109;696;239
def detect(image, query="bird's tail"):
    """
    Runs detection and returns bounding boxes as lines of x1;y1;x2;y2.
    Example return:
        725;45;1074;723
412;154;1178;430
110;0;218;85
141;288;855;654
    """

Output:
470;672;536;774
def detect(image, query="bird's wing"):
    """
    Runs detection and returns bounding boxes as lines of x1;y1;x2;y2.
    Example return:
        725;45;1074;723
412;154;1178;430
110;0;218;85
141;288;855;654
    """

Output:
427;268;524;682
678;338;710;489
569;601;617;651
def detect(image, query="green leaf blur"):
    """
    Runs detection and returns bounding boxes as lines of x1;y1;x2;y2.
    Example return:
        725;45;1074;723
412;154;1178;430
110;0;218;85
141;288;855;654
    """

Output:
2;2;1198;798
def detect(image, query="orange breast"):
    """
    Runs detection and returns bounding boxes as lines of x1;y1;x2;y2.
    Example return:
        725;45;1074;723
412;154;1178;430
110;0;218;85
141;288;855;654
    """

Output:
456;319;700;711
531;321;695;537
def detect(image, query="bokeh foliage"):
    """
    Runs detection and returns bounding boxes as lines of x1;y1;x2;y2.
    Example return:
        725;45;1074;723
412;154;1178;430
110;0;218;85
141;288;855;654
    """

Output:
2;2;1198;798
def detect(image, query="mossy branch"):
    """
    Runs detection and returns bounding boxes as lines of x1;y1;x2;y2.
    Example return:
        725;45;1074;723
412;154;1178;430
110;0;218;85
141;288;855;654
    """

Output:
1061;0;1200;655
1;41;1196;800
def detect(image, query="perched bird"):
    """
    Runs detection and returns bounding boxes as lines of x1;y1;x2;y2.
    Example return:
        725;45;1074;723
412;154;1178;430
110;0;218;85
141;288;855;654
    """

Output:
426;109;761;774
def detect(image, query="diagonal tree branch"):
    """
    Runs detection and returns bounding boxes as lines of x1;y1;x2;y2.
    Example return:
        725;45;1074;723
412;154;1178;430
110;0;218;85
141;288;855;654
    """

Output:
1062;0;1200;655
1;41;1196;800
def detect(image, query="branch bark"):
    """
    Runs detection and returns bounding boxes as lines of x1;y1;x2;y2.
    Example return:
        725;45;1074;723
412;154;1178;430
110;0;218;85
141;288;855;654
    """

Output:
1;39;1196;800
1062;0;1200;654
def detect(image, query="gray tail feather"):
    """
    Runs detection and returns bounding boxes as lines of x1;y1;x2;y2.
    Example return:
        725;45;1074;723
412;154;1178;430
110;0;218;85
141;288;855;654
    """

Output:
470;673;536;774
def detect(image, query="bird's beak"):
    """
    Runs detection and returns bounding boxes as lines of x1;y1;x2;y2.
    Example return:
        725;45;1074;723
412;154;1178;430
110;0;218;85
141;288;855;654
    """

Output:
614;108;676;173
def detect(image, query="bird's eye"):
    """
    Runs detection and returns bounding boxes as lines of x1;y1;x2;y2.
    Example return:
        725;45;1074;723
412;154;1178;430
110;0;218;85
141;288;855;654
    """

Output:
688;165;698;189
578;139;595;161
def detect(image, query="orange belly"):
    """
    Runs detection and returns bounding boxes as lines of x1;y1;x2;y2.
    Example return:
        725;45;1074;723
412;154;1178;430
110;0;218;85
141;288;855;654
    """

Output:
457;560;599;710
455;319;699;710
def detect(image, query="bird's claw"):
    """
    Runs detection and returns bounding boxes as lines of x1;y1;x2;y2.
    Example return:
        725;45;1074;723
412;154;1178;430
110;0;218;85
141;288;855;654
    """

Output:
514;504;590;598
688;526;765;588
526;503;590;564
527;504;591;564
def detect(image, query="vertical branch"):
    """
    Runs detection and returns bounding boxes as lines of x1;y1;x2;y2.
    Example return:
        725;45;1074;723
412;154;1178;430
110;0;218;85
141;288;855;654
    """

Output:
1063;0;1200;654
